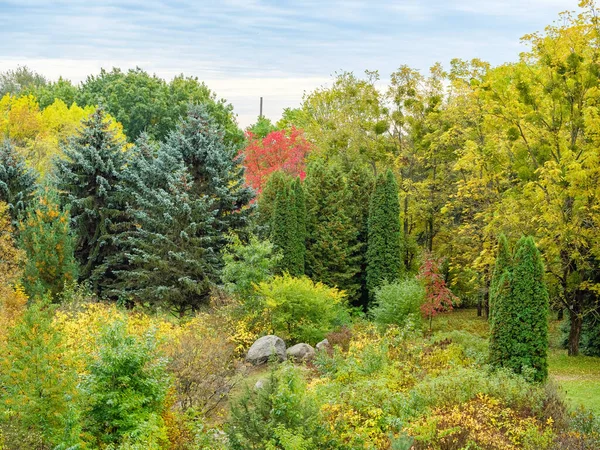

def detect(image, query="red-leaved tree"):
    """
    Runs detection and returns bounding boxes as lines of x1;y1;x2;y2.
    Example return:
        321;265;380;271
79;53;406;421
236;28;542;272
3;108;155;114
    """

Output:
418;255;458;331
240;127;312;193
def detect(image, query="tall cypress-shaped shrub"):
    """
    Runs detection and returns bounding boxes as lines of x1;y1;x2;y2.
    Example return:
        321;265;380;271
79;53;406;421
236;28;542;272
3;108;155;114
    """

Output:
291;177;307;274
304;160;361;301
19;187;78;301
54;107;127;283
0;139;36;225
257;170;291;233
509;236;549;382
489;234;511;320
489;236;549;382
366;169;403;299
270;177;306;276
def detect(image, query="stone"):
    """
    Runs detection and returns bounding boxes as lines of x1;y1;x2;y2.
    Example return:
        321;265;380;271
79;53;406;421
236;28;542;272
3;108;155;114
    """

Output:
245;335;286;365
315;338;331;352
254;378;268;390
286;343;316;362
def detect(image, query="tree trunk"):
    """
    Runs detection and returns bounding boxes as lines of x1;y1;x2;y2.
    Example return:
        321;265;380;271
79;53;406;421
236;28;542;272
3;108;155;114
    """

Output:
568;309;582;356
477;299;483;317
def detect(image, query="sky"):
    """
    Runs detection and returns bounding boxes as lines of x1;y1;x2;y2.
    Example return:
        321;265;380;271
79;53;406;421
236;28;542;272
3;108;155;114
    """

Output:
0;0;579;128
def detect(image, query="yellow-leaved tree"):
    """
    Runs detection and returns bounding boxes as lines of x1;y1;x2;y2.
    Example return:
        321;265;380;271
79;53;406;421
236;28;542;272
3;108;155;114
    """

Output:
0;94;127;175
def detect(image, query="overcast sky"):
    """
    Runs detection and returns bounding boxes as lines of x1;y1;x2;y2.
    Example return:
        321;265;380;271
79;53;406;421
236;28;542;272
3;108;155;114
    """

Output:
0;0;578;128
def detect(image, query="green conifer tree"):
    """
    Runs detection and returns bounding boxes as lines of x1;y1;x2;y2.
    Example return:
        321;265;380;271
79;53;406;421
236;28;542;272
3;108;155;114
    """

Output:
489;234;511;320
366;169;403;298
258;171;292;234
101;134;219;314
270;178;306;276
291;177;307;274
54;107;127;284
162;104;254;243
489;236;549;382
345;162;375;307
0;300;80;448
0;139;36;225
19;187;78;301
304;160;361;301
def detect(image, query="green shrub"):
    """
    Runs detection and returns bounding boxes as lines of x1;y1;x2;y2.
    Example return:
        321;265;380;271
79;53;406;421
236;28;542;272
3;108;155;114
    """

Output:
221;234;281;299
83;319;170;448
227;364;326;449
19;186;78;301
254;274;349;344
0;299;81;449
369;279;424;329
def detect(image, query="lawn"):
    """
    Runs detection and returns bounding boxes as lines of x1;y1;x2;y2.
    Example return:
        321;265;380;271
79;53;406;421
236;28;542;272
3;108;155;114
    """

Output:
431;308;600;413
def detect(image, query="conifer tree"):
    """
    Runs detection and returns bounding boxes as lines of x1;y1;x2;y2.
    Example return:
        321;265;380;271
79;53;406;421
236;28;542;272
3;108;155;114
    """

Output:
102;105;253;313
103;140;219;314
258;170;292;233
270;177;306;276
161;104;254;244
291;177;307;274
19;187;78;301
54;107;127;283
304;160;361;300
0;300;80;448
489;236;549;382
345;162;375;307
0;139;36;225
366;169;403;298
489;234;511;320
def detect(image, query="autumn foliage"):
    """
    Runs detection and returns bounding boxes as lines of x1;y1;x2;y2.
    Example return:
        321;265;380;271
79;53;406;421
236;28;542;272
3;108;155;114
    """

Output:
241;127;312;193
418;256;457;330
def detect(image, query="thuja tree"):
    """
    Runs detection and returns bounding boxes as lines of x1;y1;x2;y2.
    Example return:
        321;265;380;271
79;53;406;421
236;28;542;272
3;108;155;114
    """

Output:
304;159;362;301
489;234;511;321
489;236;549;382
366;169;403;299
19;187;78;301
0;139;36;225
270;176;306;276
54;107;128;284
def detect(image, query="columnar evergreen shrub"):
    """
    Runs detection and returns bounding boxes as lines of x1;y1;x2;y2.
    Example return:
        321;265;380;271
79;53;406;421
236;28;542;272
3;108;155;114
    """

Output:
489;236;549;382
366;169;403;299
19;187;77;300
54;107;127;283
270;175;306;276
0;139;36;225
489;234;511;320
304;160;362;301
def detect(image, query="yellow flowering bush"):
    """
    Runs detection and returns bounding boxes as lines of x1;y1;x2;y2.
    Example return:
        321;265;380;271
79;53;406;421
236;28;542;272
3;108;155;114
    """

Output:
406;393;555;450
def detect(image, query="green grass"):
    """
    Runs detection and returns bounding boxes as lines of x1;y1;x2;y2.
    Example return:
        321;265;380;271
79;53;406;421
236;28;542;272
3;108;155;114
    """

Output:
432;308;600;413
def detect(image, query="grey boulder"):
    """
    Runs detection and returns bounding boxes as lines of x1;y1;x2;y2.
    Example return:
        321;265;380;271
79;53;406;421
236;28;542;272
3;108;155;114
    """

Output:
315;338;331;353
246;335;286;365
286;343;316;362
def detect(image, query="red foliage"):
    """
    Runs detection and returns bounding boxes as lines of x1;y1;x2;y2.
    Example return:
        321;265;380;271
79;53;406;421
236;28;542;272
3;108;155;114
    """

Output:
417;255;458;329
240;127;312;193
